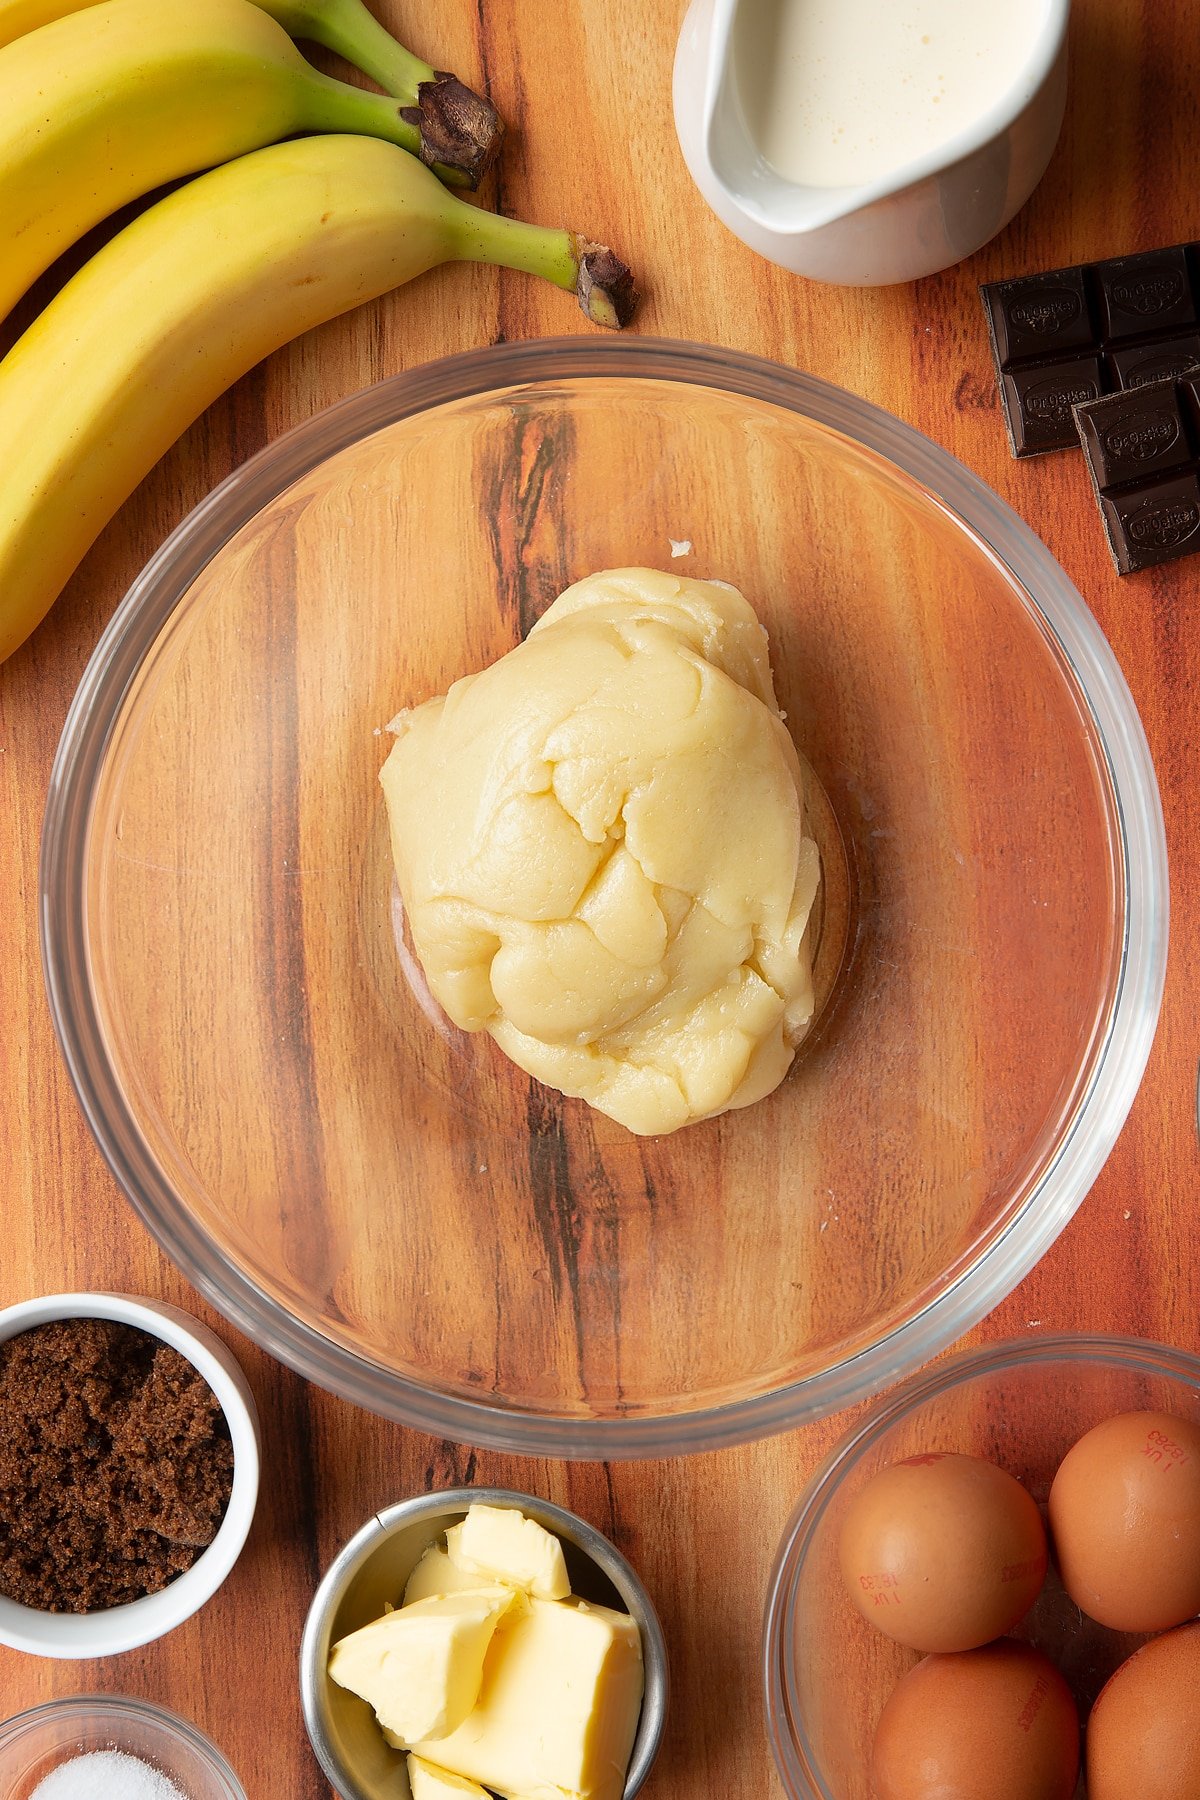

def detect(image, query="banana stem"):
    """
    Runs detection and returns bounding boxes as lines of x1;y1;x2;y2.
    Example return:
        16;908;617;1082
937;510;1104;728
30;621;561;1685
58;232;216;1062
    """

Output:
264;0;432;95
262;0;503;188
450;204;639;330
305;65;423;161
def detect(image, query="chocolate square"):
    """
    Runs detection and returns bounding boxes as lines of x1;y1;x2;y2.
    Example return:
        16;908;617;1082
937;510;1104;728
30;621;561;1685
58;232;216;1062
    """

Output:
985;268;1094;365
1110;334;1200;390
1101;473;1200;572
1075;387;1191;488
1002;357;1104;456
1094;247;1198;340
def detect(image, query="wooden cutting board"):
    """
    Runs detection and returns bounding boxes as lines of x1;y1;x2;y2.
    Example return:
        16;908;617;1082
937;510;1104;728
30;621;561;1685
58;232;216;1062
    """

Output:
0;0;1194;1793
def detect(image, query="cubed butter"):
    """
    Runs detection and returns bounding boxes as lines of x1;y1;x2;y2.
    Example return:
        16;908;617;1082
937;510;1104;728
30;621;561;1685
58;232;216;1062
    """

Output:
404;1542;497;1606
407;1756;491;1800
329;1587;516;1745
410;1597;644;1800
446;1503;571;1601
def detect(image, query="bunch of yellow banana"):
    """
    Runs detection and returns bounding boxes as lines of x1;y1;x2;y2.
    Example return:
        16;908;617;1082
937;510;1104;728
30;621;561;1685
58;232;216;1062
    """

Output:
0;0;503;188
0;0;636;664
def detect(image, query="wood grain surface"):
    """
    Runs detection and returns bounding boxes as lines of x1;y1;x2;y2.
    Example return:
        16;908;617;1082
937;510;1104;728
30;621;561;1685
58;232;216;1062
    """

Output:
1;1;1196;1795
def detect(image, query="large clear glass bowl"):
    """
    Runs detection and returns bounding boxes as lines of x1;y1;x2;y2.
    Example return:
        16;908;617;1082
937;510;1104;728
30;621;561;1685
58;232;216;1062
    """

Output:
40;339;1167;1457
763;1335;1200;1800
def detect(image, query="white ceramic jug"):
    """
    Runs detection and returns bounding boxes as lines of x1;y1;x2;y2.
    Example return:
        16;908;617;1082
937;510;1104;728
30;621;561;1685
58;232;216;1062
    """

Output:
673;0;1071;287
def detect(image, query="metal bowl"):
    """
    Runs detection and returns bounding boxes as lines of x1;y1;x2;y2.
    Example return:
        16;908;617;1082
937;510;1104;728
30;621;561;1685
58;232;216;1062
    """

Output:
300;1486;668;1800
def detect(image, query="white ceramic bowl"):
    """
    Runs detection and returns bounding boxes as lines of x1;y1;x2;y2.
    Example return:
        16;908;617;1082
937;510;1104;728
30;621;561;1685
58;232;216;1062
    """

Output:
673;0;1071;284
0;1292;260;1658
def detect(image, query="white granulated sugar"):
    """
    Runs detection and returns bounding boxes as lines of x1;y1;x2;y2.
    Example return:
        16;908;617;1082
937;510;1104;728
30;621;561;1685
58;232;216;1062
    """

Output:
30;1750;189;1800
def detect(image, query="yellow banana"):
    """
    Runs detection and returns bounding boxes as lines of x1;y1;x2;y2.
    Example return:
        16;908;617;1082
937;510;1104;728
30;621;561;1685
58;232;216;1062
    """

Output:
0;0;66;35
0;133;636;665
0;0;502;181
0;0;486;326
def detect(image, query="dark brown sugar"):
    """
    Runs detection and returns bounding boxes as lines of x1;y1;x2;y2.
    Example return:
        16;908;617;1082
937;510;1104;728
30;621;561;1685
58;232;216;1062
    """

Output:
0;1317;235;1611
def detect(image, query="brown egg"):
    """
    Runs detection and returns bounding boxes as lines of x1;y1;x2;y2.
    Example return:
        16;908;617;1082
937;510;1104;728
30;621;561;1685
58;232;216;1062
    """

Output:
1086;1623;1200;1800
1048;1409;1200;1631
872;1640;1079;1800
838;1451;1048;1651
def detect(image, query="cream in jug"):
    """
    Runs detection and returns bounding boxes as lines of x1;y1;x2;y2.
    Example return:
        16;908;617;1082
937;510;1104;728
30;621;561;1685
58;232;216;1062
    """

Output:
734;0;1049;188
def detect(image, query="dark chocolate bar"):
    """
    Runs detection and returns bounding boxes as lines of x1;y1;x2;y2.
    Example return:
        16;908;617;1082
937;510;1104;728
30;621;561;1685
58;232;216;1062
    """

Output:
981;247;1200;457
1074;374;1200;574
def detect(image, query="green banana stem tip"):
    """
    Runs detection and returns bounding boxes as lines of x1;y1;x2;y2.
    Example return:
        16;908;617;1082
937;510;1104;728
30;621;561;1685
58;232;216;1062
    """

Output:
573;239;639;330
402;72;505;190
448;186;639;328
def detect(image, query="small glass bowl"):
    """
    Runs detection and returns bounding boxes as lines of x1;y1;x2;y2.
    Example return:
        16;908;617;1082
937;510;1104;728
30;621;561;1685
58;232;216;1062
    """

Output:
763;1334;1200;1800
0;1695;247;1800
